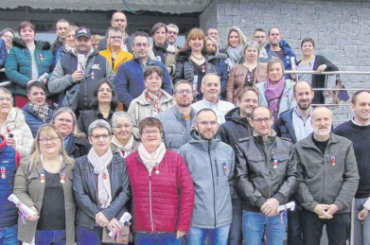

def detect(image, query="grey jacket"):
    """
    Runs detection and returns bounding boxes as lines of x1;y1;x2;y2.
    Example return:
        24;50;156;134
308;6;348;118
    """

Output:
178;131;234;229
235;132;299;212
294;133;359;213
157;106;196;152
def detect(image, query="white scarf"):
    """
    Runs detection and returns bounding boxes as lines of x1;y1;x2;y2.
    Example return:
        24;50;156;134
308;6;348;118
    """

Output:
87;147;113;208
138;142;166;173
112;135;134;158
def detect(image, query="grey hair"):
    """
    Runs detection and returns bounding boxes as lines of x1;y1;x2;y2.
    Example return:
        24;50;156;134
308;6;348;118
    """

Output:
167;23;179;33
88;119;112;136
201;73;220;87
111;111;134;127
243;40;260;57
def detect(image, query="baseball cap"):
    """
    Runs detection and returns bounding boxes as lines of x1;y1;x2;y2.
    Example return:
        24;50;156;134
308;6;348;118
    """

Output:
75;27;91;39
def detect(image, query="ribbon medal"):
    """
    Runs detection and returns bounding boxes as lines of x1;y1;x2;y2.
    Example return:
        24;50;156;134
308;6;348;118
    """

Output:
273;159;278;169
103;172;108;180
154;162;160;175
40;170;45;183
201;65;206;73
39;54;45;61
60;172;66;184
91;72;95;80
1;167;6;179
331;155;336;167
222;162;229;175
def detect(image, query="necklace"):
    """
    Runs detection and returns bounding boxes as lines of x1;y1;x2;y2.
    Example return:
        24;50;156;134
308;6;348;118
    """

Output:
191;54;204;61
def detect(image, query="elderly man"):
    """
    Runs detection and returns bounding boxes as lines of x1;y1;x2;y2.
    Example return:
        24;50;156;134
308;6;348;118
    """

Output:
295;106;359;245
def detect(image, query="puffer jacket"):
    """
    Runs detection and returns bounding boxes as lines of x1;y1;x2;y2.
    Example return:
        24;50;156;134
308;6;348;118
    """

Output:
99;48;133;73
22;104;55;137
125;150;194;233
179;131;234;229
5;38;53;96
235;132;299;212
265;39;297;78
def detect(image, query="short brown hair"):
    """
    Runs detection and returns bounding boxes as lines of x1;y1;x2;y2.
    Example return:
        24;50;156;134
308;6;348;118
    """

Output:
351;90;370;104
238;87;259;102
18;21;35;35
144;66;163;81
138;117;163;135
301;38;315;48
151;22;168;36
267;58;285;73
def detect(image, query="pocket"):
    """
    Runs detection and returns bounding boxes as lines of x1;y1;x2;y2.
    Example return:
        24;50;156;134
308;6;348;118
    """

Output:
272;153;289;174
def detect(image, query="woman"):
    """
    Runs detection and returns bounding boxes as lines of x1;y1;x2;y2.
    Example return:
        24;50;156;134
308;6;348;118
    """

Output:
125;117;194;245
111;111;139;158
52;107;90;159
73;119;130;245
0;87;33;157
174;28;228;101
23;81;55;137
13;124;76;245
0;28;15;53
128;66;174;126
205;36;227;60
99;27;133;73
227;41;266;104
150;22;168;64
255;58;296;121
297;37;339;104
53;25;78;69
91;35;103;51
5;21;53;107
225;26;247;71
78;80;118;135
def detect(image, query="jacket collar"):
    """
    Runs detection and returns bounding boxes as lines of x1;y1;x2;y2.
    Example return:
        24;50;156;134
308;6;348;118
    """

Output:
12;38;51;50
136;89;173;105
173;106;196;121
253;129;277;144
300;132;340;148
225;107;250;127
189;129;219;151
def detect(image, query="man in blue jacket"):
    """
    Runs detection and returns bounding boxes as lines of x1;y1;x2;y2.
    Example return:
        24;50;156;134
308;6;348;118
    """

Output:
115;31;172;110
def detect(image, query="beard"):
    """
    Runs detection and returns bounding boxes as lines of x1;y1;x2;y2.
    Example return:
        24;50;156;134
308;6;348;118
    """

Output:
314;127;331;136
297;101;311;111
177;100;192;107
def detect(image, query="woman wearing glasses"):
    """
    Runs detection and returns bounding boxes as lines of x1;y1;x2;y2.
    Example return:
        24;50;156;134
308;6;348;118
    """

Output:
78;81;118;135
73;119;130;245
14;124;76;245
52;107;90;159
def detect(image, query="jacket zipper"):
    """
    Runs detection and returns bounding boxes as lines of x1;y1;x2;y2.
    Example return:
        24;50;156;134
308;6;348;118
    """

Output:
208;141;217;227
149;173;154;232
262;140;272;198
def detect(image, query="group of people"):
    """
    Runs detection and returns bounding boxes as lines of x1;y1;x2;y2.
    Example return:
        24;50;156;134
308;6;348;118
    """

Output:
0;9;367;245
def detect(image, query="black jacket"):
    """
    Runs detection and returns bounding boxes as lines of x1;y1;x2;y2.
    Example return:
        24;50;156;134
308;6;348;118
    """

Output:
273;109;297;143
77;108;114;136
68;137;91;159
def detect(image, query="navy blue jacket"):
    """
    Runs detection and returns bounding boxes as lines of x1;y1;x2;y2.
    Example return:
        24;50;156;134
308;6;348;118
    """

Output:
266;40;297;78
22;104;55;138
0;39;7;69
273;109;297;143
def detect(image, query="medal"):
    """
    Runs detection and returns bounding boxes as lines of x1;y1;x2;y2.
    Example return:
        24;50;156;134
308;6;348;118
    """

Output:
103;172;108;180
331;156;336;167
1;167;6;179
201;65;206;73
273;159;278;169
40;170;45;183
91;72;95;79
222;162;228;175
154;162;160;175
60;172;66;184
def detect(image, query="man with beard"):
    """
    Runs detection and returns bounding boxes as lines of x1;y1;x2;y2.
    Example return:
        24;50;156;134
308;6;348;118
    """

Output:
217;87;258;245
294;106;359;245
49;27;115;111
179;108;234;245
165;23;180;76
157;80;196;152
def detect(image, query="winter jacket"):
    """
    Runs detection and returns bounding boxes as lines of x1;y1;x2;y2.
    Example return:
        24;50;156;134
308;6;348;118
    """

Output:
297;55;338;104
22;104;55;138
265;40;297;78
178;131;234;229
73;152;130;230
99;48;134;73
115;58;172;109
235;132;299;212
0;135;21;228
273;109;297;143
255;80;297;119
126;150;194;233
0;39;7;69
294;133;359;213
151;43;178;75
157;106;196;152
77;108;114;136
127;89;174;126
48;49;115;111
67;136;91;159
14;157;75;244
5;38;53;96
1;108;33;158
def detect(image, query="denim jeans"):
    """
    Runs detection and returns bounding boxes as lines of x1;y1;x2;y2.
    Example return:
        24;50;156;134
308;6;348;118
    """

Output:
35;229;66;245
0;225;18;245
186;224;230;245
134;232;181;245
287;207;303;245
301;209;350;245
228;198;243;245
76;226;122;245
353;198;370;245
242;210;287;245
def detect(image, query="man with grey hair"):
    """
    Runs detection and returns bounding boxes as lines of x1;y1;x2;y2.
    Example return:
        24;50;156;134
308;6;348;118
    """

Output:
294;106;359;245
157;80;196;152
165;23;180;76
192;73;234;124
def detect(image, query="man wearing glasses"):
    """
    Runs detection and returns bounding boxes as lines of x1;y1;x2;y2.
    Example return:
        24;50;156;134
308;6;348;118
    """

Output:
206;27;225;53
235;106;298;245
253;28;277;64
179;108;234;245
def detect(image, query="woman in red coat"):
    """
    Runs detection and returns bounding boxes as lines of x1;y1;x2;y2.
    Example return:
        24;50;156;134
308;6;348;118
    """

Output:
125;117;194;245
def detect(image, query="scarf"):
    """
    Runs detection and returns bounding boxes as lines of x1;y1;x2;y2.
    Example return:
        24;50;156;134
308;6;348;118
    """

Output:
226;44;244;67
112;135;134;158
87;147;113;208
264;78;285;120
145;90;163;115
138;142;166;173
28;103;49;122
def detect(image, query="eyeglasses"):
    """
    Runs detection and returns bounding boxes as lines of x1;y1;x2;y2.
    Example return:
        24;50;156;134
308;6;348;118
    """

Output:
254;36;266;39
196;121;218;126
0;97;12;102
90;134;111;140
253;117;271;124
134;43;148;48
114;124;132;129
167;31;178;35
98;88;113;93
39;137;60;143
55;118;73;124
175;89;192;95
142;130;160;136
110;36;122;39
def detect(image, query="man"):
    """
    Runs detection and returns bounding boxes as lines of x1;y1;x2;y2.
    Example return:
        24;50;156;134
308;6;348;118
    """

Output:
157;80;196;152
179;108;234;245
334;90;370;245
115;31;172;110
206;27;225;53
217;87;258;245
236;106;298;245
49;27;115;111
253;28;277;64
98;11;132;52
192;73;234;124
166;23;180;75
294;106;359;245
52;19;70;54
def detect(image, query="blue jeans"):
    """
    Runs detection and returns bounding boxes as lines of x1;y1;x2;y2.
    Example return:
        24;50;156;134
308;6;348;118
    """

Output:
35;229;66;245
134;232;181;245
353;198;370;245
0;225;18;245
76;226;121;245
242;210;287;245
186;224;230;245
228;198;243;245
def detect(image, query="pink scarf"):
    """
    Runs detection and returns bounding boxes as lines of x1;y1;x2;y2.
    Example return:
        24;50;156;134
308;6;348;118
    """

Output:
264;78;285;120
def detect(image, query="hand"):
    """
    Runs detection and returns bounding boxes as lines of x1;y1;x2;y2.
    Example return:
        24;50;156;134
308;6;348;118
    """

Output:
261;198;279;217
326;204;339;216
107;218;123;232
7;138;16;148
176;231;186;239
317;64;327;73
26;206;39;221
71;70;84;82
314;204;332;219
358;208;369;221
95;212;109;227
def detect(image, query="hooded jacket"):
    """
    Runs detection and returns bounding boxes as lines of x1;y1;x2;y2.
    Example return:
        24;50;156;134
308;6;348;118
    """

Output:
265;40;297;76
273;108;297;143
22;104;55;138
179;130;235;229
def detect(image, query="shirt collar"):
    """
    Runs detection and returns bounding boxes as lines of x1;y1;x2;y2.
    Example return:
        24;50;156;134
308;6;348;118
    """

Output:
294;106;312;121
351;117;370;126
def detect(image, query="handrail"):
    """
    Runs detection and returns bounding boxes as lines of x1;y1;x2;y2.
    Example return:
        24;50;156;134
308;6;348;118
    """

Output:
284;70;370;75
0;81;11;87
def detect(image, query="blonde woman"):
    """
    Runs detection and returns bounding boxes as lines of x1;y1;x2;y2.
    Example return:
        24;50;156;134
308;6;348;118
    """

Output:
225;26;247;70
